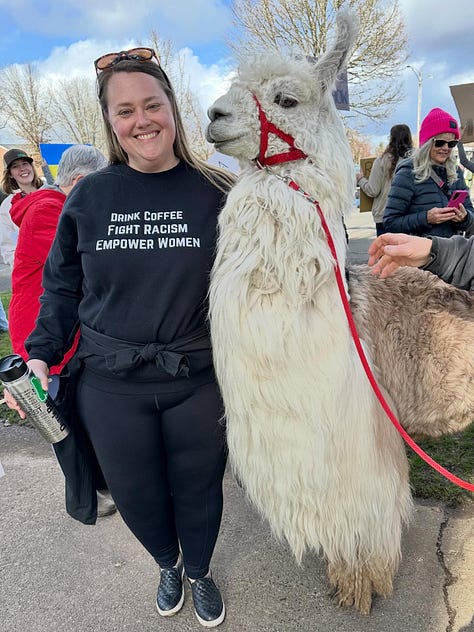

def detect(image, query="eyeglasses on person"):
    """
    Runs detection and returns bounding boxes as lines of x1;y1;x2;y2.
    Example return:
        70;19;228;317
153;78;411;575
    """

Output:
94;47;159;73
432;139;458;149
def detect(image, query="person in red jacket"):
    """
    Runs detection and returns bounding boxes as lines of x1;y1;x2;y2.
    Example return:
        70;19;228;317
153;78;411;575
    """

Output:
0;148;44;332
9;145;108;373
9;185;69;366
7;145;116;518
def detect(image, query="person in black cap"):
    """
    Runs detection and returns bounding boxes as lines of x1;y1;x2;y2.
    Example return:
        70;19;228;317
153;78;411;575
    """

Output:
0;149;44;331
1;149;43;198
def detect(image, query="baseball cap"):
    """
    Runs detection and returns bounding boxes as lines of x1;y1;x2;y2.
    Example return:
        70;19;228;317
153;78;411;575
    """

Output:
3;148;34;169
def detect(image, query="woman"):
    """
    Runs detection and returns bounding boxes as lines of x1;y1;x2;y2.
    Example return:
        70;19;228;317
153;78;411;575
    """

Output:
383;108;474;237
8;145;108;375
357;124;413;236
1;148;43;200
14;48;234;628
0;149;44;330
0;149;44;269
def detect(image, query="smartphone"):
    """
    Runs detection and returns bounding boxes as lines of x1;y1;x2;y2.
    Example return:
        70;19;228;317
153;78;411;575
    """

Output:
447;190;468;208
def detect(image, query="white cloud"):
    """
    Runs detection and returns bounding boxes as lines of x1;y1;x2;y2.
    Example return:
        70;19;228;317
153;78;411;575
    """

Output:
177;47;236;111
11;38;234;123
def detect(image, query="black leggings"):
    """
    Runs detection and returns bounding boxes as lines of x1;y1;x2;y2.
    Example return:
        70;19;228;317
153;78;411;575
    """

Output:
76;374;227;579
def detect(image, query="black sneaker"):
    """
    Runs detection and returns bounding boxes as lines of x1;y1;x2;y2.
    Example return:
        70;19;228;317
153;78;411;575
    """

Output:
156;561;184;617
189;574;225;628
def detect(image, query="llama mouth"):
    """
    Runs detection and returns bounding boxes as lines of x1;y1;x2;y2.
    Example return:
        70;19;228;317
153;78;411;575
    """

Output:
207;131;245;148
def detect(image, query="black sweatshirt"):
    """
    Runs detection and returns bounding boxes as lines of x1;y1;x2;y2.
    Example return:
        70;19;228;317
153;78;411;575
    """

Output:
26;161;227;374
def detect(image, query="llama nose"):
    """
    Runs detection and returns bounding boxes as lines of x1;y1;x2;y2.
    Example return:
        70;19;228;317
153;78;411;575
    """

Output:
207;105;224;122
207;97;231;122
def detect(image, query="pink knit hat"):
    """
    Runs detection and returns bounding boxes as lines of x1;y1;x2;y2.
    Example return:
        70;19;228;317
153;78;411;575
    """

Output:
419;108;460;146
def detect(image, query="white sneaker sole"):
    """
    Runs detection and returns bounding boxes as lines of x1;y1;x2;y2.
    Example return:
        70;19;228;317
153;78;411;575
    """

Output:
194;602;226;628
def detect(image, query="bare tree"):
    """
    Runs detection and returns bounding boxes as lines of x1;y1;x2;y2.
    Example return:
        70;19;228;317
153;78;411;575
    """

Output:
49;77;105;148
346;127;375;164
230;0;408;122
148;31;213;159
0;64;54;150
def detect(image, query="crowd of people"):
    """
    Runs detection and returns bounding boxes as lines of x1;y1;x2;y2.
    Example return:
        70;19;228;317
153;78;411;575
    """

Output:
0;47;473;630
359;106;474;290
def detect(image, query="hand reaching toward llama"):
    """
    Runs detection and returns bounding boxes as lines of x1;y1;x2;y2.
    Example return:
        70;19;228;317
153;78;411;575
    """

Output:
368;233;433;277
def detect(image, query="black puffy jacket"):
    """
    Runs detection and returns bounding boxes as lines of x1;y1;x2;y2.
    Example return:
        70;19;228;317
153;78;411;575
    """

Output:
383;159;474;237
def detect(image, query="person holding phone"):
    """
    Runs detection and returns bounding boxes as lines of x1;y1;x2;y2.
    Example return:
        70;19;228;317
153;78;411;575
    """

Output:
383;108;474;237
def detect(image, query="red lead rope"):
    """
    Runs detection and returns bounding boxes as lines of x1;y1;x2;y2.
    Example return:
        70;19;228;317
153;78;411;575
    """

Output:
285;178;474;492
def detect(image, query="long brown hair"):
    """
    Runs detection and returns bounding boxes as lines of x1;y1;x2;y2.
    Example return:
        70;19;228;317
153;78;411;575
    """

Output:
384;124;413;177
96;59;235;193
1;160;43;194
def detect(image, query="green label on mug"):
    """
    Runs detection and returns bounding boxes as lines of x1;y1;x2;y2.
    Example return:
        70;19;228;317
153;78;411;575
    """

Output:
30;376;47;402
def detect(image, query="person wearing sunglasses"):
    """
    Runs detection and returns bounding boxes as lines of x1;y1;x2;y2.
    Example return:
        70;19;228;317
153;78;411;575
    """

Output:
18;47;235;628
383;108;473;238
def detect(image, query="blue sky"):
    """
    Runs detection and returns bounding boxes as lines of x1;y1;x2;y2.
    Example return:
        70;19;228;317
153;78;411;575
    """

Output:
0;0;473;148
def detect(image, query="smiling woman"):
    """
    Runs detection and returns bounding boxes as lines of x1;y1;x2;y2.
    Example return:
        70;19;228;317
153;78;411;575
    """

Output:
1;149;43;196
383;108;474;237
17;50;235;629
0;149;44;330
104;72;178;173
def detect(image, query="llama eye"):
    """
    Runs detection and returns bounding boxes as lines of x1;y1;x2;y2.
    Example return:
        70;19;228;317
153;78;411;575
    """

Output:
274;93;298;108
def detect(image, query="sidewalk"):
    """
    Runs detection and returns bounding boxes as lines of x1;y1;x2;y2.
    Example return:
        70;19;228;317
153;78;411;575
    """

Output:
0;424;473;632
345;206;377;265
0;209;473;632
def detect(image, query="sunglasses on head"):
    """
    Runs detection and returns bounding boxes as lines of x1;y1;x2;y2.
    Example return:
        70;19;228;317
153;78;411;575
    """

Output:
432;138;457;148
94;47;159;73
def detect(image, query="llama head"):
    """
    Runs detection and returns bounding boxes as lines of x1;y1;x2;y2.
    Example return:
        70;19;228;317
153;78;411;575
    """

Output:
206;10;358;177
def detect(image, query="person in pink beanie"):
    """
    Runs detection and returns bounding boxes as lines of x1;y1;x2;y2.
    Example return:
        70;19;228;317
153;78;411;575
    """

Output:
383;107;473;237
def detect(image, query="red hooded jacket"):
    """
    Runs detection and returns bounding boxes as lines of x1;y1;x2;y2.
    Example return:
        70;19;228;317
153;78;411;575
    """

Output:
9;187;77;374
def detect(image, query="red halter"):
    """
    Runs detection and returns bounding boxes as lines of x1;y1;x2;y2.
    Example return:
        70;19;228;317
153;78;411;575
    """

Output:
253;95;307;167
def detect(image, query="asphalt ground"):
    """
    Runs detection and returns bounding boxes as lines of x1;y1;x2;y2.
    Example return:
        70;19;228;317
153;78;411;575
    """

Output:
0;208;473;632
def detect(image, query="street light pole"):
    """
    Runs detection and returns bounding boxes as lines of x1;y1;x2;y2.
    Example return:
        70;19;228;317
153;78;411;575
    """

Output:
406;65;422;143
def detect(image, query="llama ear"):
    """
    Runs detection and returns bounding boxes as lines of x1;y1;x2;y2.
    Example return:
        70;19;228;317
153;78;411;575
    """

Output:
312;9;358;93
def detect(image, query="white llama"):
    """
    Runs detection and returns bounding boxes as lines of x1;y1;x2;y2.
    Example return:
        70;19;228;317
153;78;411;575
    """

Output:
206;10;474;614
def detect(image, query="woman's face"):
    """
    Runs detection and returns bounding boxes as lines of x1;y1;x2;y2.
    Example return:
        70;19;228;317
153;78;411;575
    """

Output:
106;71;178;173
429;133;456;165
9;159;34;190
